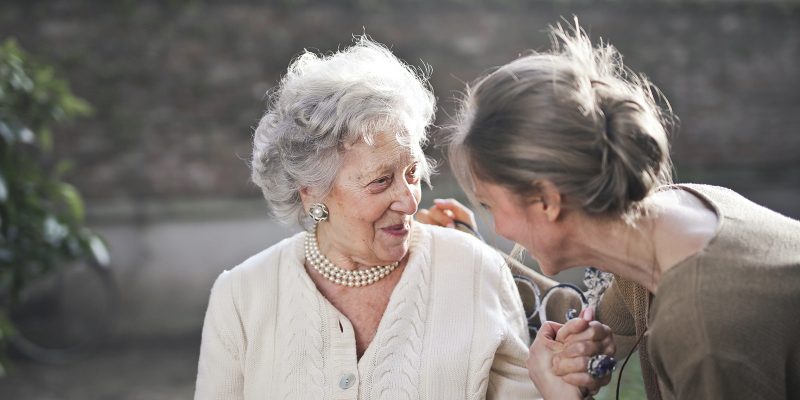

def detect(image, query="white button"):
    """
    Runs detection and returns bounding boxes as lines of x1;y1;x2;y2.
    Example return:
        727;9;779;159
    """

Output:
339;373;356;389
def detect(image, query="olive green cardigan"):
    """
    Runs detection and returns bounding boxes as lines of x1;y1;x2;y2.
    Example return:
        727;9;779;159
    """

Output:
597;184;800;400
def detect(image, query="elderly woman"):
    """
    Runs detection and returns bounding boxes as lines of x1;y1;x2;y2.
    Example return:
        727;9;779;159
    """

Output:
195;37;615;399
439;21;800;400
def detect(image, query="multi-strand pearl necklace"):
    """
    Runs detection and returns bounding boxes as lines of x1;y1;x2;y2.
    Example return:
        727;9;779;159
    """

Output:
304;225;399;287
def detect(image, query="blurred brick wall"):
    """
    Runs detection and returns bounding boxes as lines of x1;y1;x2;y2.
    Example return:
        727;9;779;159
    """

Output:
2;1;799;217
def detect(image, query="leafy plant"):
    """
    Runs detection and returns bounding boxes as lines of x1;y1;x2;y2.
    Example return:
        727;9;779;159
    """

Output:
0;38;108;375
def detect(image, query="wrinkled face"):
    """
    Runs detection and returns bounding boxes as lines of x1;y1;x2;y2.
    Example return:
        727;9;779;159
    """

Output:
314;133;422;266
473;179;567;276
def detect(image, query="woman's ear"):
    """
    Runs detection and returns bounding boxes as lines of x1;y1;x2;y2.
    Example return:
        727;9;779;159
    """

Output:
299;186;313;210
537;180;562;222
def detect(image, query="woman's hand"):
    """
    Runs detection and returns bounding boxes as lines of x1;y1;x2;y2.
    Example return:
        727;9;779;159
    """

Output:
527;321;584;400
416;198;477;230
551;307;616;397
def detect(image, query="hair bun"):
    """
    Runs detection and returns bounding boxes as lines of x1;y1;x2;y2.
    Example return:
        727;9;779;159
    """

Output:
450;20;674;219
587;89;670;213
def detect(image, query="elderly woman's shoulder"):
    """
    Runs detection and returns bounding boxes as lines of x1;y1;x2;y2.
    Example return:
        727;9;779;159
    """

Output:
417;224;518;308
421;222;486;247
418;223;506;268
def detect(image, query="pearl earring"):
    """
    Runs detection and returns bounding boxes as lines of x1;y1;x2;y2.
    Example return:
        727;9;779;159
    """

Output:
308;203;329;222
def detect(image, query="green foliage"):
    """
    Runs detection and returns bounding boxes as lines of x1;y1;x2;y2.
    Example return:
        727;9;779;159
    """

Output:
0;38;108;373
595;351;647;400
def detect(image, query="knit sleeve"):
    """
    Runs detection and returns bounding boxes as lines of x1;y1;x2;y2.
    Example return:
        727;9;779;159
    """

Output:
486;255;543;400
595;277;636;336
194;270;245;400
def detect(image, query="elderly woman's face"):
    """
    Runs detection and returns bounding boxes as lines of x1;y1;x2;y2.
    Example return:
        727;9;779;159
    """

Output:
317;133;422;266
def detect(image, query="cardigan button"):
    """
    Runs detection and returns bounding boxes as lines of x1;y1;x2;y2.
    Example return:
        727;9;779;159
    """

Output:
339;373;356;389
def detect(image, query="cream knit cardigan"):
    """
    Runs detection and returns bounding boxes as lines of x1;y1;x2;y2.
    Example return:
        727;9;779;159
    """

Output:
195;223;541;399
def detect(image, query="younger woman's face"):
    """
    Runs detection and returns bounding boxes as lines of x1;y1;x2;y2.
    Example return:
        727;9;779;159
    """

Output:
472;179;568;276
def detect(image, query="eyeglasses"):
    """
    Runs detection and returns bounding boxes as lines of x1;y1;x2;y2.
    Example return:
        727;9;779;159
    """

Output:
513;277;588;336
515;267;614;337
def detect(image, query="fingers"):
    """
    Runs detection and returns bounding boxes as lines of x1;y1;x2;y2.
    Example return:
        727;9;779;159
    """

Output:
580;305;594;321
416;209;433;225
559;340;604;359
432;198;477;228
553;339;616;379
564;321;613;344
535;321;562;342
553;347;613;393
527;322;564;388
563;372;611;394
539;321;563;340
559;336;616;358
416;206;454;228
552;354;590;376
554;306;595;344
416;199;478;230
600;336;616;357
555;317;590;344
426;204;457;228
532;321;565;352
547;311;616;396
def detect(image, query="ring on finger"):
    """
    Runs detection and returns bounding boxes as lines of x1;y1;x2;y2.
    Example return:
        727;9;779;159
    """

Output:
587;354;616;380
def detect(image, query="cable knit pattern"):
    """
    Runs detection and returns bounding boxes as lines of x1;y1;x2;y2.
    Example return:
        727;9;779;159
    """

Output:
368;227;429;400
278;257;326;399
194;223;541;400
472;352;496;397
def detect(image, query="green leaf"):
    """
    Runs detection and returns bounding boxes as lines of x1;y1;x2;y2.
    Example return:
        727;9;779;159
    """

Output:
54;159;75;179
58;183;85;223
38;127;52;153
0;38;109;368
9;71;33;92
62;95;92;117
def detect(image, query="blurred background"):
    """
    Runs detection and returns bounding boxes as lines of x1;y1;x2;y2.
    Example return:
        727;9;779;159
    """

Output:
0;0;798;398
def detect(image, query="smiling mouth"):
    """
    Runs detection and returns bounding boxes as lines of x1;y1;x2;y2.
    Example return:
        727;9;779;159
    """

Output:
381;223;410;237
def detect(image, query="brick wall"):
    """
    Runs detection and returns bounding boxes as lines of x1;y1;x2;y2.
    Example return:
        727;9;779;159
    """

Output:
2;0;798;217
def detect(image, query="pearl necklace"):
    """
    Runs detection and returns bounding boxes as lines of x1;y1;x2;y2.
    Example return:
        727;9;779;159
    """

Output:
304;225;399;287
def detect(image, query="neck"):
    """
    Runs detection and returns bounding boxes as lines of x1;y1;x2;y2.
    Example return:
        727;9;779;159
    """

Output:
570;213;661;294
314;223;360;270
563;189;718;294
314;222;401;271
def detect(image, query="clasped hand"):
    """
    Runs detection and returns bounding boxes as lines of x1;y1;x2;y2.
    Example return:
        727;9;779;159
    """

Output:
417;199;616;399
528;306;615;399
